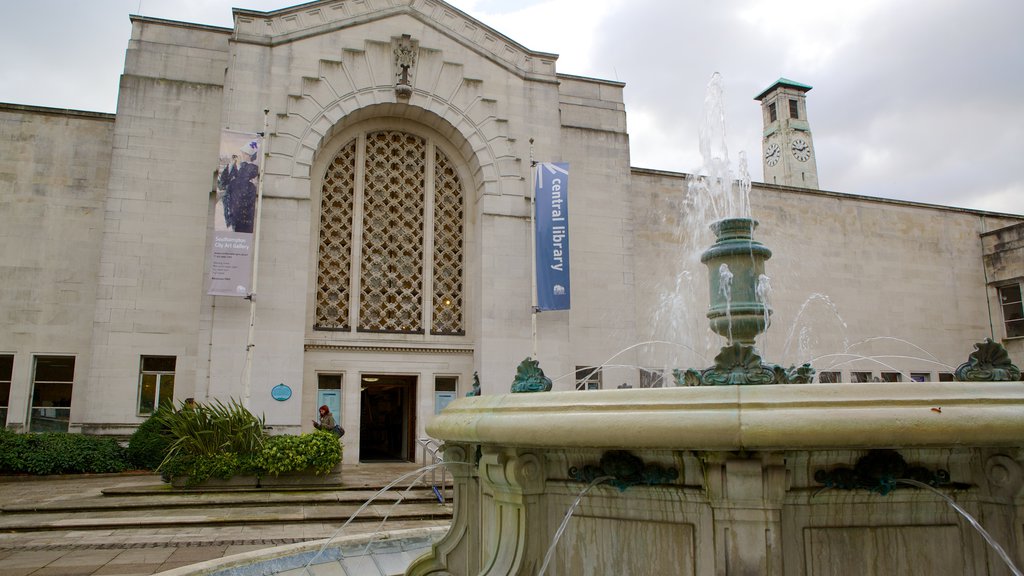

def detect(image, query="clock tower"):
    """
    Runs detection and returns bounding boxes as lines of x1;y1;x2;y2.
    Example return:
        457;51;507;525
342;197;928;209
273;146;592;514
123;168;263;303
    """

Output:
755;78;819;189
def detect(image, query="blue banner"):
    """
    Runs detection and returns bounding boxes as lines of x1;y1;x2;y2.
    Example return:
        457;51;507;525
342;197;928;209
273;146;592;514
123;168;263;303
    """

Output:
534;162;570;311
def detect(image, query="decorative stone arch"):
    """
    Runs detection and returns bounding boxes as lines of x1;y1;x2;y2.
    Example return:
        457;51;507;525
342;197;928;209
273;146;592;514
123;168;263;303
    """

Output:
305;109;477;338
273;89;510;200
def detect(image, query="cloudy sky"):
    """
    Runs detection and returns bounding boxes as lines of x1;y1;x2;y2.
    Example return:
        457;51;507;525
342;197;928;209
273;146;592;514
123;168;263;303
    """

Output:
2;0;1022;214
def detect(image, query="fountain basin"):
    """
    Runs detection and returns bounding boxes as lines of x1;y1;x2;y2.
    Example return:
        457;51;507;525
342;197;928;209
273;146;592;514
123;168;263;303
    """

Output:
429;382;1024;450
154;527;447;576
412;383;1024;575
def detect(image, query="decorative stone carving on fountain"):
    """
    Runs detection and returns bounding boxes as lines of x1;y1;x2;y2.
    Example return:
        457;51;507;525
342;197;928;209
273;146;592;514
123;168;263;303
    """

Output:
568;450;678;491
675;216;816;386
511;357;552;393
954;338;1022;381
814;449;951;495
466;371;481;396
677;343;816;386
702;218;772;345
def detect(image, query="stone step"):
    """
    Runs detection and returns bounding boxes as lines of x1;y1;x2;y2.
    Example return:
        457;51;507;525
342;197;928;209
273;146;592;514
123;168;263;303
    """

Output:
0;502;453;532
1;488;448;514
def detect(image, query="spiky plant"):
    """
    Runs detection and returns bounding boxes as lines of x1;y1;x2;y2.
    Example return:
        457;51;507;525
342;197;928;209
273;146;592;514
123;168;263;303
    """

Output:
156;398;266;470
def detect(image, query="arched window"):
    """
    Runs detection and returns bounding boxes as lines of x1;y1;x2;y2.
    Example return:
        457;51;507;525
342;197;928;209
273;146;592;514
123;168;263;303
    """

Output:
314;130;465;336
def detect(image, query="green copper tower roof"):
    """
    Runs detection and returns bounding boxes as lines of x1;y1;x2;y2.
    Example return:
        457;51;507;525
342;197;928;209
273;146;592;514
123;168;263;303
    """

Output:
754;78;813;101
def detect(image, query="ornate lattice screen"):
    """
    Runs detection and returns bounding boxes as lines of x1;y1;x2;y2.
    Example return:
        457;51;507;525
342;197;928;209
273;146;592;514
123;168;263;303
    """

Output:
431;149;464;334
314;130;465;335
314;140;356;330
358;131;426;333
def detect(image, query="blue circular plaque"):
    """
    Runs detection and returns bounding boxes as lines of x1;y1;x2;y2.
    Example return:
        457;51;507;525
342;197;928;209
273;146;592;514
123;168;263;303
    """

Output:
271;383;292;401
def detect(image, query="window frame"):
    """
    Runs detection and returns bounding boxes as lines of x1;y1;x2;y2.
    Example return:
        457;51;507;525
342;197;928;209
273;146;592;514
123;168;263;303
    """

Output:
998;283;1024;339
29;355;75;433
639;368;664;389
0;354;12;428
137;356;176;416
575;366;602;391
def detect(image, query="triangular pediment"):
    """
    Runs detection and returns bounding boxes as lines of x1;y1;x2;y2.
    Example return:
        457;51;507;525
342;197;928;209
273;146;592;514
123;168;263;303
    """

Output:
232;0;558;79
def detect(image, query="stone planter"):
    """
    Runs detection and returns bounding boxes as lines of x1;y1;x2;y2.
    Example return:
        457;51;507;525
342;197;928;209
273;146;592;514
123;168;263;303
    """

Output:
171;462;342;489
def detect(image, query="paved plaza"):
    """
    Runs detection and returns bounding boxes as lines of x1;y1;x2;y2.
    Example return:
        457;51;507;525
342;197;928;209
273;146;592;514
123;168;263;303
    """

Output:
0;465;451;576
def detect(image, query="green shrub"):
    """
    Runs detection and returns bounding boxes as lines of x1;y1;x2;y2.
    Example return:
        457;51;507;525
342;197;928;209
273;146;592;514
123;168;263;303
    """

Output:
127;408;173;470
161;430;342;486
256;430;342;476
160;453;247;486
0;430;128;475
0;428;27;473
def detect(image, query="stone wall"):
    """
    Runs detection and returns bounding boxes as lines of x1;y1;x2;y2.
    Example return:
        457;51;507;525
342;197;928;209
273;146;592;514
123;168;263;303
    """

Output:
632;170;1024;382
0;104;113;431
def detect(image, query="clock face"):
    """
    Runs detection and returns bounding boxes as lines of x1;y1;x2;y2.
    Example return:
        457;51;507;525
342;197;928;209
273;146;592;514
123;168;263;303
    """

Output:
764;143;781;167
791;138;811;162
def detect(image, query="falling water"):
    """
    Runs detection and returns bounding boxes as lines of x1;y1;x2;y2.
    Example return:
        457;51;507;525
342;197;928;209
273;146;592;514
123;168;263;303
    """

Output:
646;72;753;370
719;264;734;344
896;479;1023;576
781;293;850;364
301;461;471;574
537;475;614;576
756;273;772;349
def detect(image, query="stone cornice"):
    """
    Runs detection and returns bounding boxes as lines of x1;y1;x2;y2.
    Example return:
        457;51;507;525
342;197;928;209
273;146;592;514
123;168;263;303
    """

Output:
230;0;559;80
429;382;1024;450
0;103;115;121
128;14;233;34
630;166;1024;221
304;342;474;355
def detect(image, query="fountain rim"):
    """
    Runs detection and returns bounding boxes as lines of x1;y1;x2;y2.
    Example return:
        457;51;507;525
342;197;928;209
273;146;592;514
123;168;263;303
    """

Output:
428;382;1024;452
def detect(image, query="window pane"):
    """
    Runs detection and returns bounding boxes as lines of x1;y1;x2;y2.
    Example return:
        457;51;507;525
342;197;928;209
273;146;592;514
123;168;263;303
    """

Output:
818;371;840;383
789;99;799;119
938;372;955;382
0;381;9;406
142;356;176;372
32;383;73;407
575;366;601;390
29;408;70;433
435;376;458;392
881;372;901;382
318;374;342;390
157;374;175;409
0;355;12;380
34;356;74;383
850;371;872;383
910;373;930;382
1007;319;1024;338
768;102;777;122
999;284;1022;305
139;373;157;414
640;369;664;388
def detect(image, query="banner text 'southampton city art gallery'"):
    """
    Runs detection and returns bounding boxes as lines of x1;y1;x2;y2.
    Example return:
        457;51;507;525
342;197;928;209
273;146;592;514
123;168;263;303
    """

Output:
208;130;262;297
534;162;571;311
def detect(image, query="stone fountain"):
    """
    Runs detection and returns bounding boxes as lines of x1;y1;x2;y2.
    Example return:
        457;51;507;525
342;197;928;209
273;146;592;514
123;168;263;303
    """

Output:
408;79;1024;575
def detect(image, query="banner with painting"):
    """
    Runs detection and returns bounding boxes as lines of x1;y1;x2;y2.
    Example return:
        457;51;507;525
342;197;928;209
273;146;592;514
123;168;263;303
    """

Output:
208;130;262;297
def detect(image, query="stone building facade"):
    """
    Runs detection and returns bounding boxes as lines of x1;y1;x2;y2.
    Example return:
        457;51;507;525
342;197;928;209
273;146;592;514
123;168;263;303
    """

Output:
0;0;1021;464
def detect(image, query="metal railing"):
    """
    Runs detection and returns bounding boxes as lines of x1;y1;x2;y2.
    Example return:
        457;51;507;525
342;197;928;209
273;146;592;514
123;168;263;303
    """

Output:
418;437;447;503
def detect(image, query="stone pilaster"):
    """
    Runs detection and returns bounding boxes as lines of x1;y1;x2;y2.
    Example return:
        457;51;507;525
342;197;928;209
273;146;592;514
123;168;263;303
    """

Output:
704;452;787;575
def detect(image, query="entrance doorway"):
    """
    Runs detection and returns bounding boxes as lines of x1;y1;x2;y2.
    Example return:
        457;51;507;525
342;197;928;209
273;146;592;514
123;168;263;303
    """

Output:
359;374;416;462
